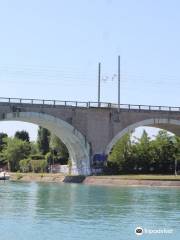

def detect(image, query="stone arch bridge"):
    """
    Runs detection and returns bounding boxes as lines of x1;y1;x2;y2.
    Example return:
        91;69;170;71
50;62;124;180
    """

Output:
0;97;179;175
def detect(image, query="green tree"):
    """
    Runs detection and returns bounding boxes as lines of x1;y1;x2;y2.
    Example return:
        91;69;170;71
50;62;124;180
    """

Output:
2;137;31;171
19;159;31;172
107;129;179;175
50;134;69;163
0;133;8;165
15;130;30;142
151;130;175;173
108;133;132;172
0;132;8;151
174;136;180;174
133;130;153;173
37;127;50;155
45;152;53;165
30;141;39;155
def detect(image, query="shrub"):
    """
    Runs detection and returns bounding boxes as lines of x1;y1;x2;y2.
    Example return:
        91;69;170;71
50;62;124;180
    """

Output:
30;159;47;173
19;159;31;173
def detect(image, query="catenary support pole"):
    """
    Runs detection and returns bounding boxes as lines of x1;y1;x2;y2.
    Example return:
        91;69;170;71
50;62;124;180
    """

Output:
118;55;120;111
98;62;101;107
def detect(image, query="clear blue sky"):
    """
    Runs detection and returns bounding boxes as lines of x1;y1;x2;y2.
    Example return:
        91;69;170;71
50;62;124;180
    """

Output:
0;0;179;139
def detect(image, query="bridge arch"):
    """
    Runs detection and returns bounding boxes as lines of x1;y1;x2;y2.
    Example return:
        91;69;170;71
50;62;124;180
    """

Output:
2;112;91;175
105;118;180;155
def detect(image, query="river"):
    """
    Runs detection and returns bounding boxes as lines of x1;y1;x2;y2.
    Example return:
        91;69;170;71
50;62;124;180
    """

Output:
0;181;179;240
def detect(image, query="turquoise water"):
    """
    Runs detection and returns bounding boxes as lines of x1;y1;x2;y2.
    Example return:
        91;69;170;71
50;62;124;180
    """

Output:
0;181;180;240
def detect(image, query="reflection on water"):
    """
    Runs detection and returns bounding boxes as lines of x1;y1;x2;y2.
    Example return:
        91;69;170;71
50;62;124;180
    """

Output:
0;181;180;240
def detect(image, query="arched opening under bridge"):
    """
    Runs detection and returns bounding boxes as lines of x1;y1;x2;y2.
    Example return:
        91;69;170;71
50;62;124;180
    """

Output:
1;112;91;175
105;118;180;174
106;118;180;155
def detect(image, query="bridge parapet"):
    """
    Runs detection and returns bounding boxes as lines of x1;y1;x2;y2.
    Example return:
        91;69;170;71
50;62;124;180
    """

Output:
0;97;179;113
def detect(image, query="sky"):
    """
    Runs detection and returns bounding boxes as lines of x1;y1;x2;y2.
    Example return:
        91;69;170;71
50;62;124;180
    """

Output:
0;0;179;140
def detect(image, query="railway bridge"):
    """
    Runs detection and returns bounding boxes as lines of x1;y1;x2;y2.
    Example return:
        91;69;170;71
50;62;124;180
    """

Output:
0;97;179;175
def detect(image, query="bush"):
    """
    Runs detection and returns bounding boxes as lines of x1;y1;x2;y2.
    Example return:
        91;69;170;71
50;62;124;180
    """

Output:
19;159;31;173
30;159;47;173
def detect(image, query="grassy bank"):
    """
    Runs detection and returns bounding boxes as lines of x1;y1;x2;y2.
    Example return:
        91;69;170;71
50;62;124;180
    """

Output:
84;175;180;187
10;172;65;182
91;175;180;181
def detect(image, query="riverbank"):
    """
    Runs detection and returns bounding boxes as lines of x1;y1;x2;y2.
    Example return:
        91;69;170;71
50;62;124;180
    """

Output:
10;172;65;182
9;173;180;187
84;175;180;187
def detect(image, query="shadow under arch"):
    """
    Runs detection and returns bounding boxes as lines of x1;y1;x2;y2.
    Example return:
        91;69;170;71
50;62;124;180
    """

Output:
2;112;91;175
105;118;180;155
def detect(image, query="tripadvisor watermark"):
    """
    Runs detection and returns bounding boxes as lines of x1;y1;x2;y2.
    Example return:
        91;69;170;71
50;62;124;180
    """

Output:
135;226;174;236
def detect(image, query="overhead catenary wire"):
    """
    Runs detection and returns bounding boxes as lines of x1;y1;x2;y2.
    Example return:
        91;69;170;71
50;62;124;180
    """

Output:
0;64;179;88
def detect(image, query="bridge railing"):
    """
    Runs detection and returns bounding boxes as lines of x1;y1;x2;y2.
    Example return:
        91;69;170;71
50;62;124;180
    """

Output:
0;97;179;112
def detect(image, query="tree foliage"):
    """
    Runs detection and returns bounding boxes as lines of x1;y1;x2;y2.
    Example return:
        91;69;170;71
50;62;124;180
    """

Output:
19;158;47;173
15;130;30;142
19;159;31;173
30;159;47;173
108;133;132;172
50;134;69;163
0;126;70;172
0;133;8;164
0;133;8;151
108;130;180;174
2;138;31;171
37;127;50;155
